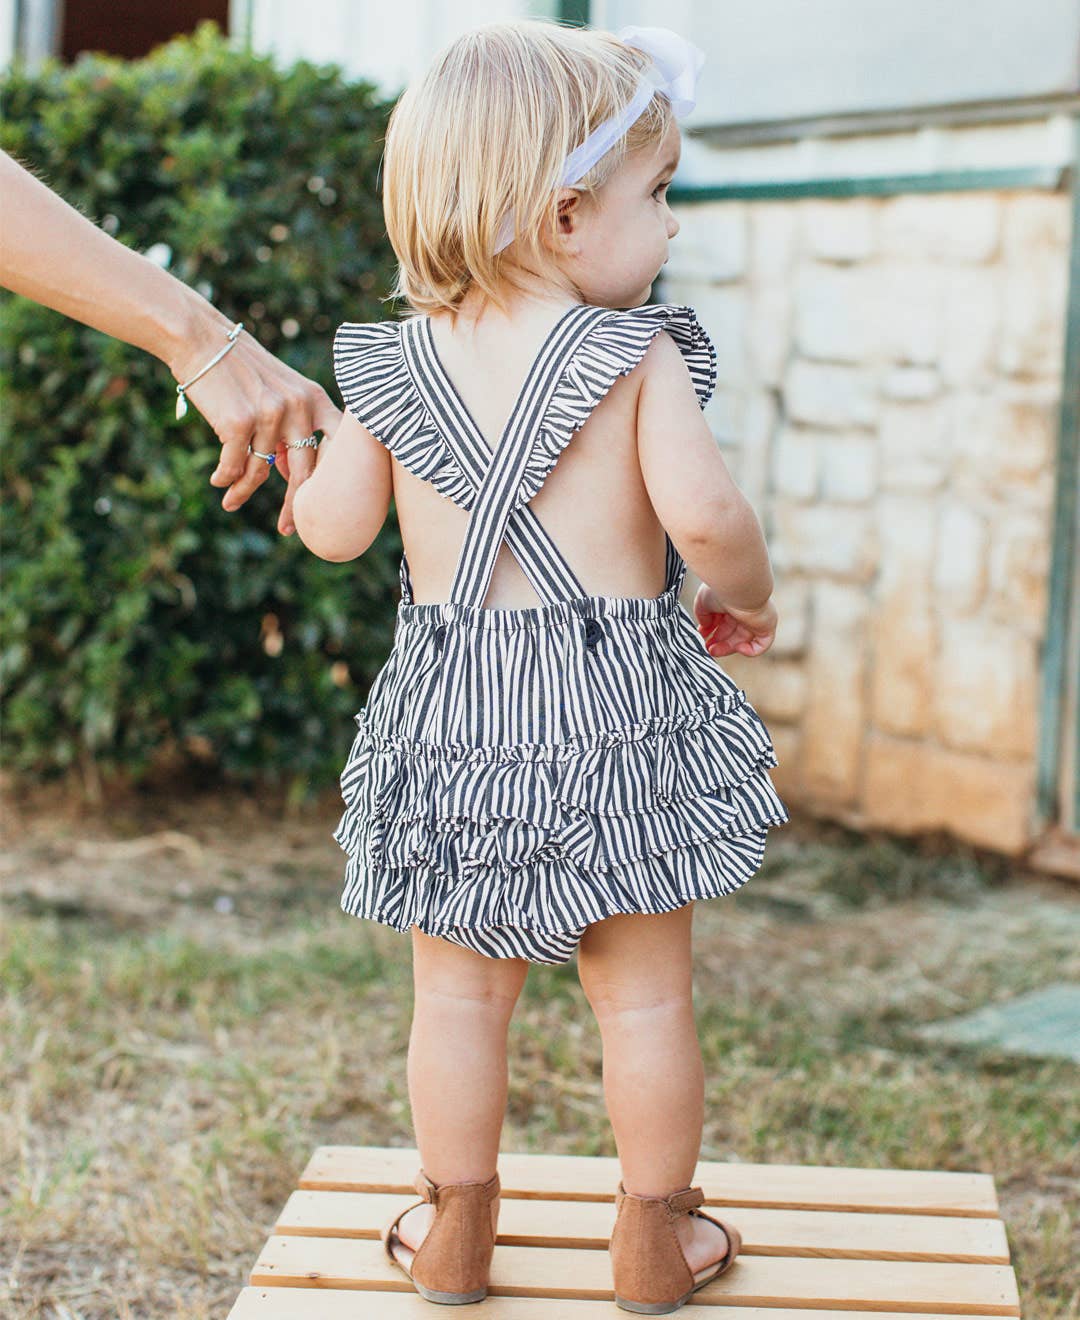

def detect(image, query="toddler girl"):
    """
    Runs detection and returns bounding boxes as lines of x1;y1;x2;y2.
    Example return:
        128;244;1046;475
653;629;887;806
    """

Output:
292;17;789;1313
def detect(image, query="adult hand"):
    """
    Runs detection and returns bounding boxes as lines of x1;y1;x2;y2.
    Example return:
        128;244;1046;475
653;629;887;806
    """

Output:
169;327;341;536
693;583;777;659
0;149;341;537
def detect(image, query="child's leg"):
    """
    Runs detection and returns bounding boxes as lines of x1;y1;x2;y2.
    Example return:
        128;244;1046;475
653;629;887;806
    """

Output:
577;903;730;1272
395;925;529;1251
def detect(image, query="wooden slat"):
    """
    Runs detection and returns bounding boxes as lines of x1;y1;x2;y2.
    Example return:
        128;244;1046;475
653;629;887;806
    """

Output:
275;1188;1010;1263
300;1145;1001;1217
228;1288;994;1320
249;1235;1021;1315
228;1145;1020;1315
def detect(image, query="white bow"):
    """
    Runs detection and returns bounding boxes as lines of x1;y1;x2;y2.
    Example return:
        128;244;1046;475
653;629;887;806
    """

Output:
493;25;706;253
619;26;705;118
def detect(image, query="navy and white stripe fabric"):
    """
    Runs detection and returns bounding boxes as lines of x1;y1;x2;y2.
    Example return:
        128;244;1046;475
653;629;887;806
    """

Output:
331;302;790;964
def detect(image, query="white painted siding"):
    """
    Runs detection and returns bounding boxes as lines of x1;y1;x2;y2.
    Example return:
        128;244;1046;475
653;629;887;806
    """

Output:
604;0;1080;128
232;0;559;95
0;0;59;66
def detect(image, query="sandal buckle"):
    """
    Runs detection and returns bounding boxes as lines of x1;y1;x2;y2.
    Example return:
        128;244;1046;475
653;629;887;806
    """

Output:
414;1168;439;1202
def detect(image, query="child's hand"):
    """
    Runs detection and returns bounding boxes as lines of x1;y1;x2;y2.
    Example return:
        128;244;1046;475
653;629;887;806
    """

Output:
693;583;777;659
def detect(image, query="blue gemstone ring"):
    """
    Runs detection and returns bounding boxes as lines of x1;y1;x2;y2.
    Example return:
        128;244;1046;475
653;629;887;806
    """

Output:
249;446;276;466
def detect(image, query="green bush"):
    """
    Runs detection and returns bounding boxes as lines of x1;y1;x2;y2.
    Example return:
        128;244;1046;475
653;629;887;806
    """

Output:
0;23;404;798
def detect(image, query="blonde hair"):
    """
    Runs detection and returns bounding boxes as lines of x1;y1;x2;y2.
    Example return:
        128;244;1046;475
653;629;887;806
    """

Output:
381;18;673;319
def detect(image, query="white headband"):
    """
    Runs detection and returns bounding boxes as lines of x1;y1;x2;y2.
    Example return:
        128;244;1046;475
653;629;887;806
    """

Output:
492;25;706;255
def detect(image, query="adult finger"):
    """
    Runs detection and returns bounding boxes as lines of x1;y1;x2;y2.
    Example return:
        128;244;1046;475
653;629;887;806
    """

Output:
220;447;277;513
218;382;295;513
248;384;287;463
274;389;333;534
313;393;342;436
211;416;254;490
274;428;318;537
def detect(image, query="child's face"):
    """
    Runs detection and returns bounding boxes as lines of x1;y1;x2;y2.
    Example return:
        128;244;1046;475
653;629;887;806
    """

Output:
562;118;682;309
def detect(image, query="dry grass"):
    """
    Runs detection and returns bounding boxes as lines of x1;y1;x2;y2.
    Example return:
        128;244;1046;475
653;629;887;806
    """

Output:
1;781;1077;1318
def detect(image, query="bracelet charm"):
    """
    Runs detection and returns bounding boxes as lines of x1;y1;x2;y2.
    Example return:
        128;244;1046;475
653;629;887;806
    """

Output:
175;322;244;419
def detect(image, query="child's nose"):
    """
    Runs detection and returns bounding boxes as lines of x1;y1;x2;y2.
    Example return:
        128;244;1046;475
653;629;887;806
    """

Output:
667;209;680;239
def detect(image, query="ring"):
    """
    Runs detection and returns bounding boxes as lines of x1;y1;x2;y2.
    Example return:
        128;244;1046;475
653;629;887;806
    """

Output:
248;445;276;466
286;433;321;450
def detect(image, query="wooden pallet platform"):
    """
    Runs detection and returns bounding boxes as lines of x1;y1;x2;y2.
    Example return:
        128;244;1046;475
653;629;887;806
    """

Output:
228;1145;1020;1317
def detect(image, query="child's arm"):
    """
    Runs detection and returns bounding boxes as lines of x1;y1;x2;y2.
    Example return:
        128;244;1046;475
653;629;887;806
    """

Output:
636;331;774;613
291;411;392;561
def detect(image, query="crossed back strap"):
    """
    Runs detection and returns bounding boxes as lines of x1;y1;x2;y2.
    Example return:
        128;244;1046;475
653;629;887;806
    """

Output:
403;305;597;614
401;306;683;616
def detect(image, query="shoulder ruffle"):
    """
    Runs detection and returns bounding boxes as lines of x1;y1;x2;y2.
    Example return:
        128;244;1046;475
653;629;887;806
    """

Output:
332;303;716;514
516;302;717;510
332;319;476;508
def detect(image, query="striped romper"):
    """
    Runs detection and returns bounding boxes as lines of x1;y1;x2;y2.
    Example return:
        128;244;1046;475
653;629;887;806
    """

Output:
331;301;790;965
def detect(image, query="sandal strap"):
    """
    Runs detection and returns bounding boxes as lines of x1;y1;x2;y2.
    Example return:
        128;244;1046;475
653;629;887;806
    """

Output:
614;1181;706;1217
414;1169;439;1202
667;1185;705;1216
691;1205;742;1271
413;1167;501;1205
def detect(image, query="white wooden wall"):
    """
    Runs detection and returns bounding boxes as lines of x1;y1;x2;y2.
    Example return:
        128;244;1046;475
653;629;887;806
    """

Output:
0;0;57;65
603;0;1080;128
231;0;558;96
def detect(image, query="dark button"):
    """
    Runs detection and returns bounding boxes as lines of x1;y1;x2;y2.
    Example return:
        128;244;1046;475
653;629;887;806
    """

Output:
583;618;604;649
434;624;447;649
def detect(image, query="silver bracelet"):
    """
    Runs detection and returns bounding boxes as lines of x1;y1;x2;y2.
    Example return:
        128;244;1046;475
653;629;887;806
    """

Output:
175;321;244;419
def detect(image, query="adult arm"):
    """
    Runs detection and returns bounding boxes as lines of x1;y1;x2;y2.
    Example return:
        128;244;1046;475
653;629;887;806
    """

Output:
0;149;340;534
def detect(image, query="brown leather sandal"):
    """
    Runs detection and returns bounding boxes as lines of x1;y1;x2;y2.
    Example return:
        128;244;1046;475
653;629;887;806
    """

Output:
609;1180;742;1314
380;1167;501;1305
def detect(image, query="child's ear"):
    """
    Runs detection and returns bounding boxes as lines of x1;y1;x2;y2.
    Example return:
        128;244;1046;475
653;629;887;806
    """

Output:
556;188;580;234
541;187;584;259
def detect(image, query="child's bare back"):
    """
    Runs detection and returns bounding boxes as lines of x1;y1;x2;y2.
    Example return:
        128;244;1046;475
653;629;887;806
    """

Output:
401;298;669;608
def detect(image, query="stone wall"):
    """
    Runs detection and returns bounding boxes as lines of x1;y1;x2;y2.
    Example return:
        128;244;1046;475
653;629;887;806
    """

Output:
660;189;1071;854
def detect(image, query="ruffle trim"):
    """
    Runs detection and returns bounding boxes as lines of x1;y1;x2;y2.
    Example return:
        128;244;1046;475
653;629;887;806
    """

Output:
331;304;717;513
333;690;789;894
333;320;476;508
517;303;717;511
349;685;749;761
337;828;776;963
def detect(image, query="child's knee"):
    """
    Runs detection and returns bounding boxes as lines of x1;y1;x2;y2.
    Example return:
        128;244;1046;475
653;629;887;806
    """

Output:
576;906;695;1016
410;924;529;1013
